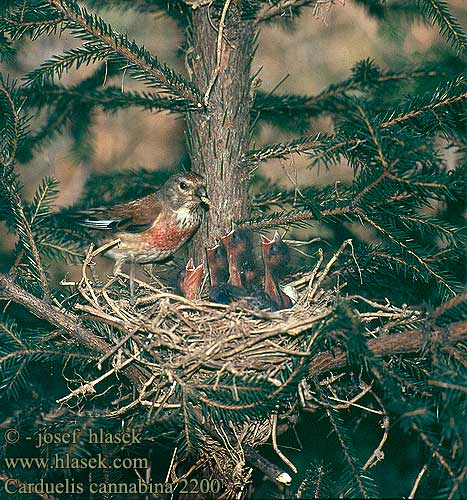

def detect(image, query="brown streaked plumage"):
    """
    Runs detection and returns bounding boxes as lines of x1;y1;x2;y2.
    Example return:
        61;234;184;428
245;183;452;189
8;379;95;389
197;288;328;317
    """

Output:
70;172;210;270
261;232;292;309
178;258;204;300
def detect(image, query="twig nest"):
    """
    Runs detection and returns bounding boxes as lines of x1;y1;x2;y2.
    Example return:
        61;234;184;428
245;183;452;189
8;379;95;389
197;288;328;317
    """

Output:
61;240;421;492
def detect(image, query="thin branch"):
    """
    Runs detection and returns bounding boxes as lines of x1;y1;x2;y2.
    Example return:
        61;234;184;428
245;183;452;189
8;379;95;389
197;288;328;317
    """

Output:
412;423;455;478
45;0;202;105
448;465;467;500
252;68;447;119
238;205;350;230
203;0;233;106
271;413;298;473
360;213;456;295
408;463;428;499
191;406;292;484
308;319;467;377
257;0;322;23
0;87;50;298
244;135;359;165
427;380;467;393
0;273;147;386
244;444;292;484
432;290;467;319
0;82;19;160
381;91;467;129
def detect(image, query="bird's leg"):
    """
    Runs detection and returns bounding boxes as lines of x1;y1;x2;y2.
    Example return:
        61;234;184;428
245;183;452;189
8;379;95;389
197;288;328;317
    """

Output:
129;259;136;306
113;258;124;277
103;258;124;291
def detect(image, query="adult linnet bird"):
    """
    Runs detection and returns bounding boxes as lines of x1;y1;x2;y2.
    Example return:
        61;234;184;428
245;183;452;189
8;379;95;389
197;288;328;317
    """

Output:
69;172;210;300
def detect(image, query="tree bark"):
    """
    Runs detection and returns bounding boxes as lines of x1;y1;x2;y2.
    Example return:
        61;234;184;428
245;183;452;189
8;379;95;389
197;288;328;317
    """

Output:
187;4;255;263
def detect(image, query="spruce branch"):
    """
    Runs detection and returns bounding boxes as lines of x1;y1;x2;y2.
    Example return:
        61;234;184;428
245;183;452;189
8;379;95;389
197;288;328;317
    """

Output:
29;176;59;227
247;74;466;167
0;273;147;387
0;80;50;298
253;63;449;126
380;74;467;132
0;171;50;297
23;84;196;113
243;133;360;166
239;206;350;230
325;407;376;498
309;318;467;377
0;1;65;40
16;99;72;163
0;77;21;162
0;33;15;62
43;0;202;104
415;0;467;54
24;44;112;86
359;212;456;296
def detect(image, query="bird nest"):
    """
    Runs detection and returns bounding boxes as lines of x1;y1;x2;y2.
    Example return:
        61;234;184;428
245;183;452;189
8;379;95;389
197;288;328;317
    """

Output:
59;239;419;494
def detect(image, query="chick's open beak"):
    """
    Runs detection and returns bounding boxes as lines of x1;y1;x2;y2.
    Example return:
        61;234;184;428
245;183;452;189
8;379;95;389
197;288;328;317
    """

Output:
195;186;211;206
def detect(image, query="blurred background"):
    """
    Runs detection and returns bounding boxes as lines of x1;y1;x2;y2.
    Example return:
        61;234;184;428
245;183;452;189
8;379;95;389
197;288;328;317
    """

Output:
0;0;466;271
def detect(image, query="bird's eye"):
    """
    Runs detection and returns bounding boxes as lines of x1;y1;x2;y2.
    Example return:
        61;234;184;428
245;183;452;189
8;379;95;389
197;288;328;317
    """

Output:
179;181;188;191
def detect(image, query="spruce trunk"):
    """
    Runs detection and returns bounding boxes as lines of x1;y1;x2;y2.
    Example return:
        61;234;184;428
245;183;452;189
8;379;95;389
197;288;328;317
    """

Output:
187;6;255;263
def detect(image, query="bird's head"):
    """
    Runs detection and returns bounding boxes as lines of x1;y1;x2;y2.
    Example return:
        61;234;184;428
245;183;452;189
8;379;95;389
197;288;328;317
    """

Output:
163;172;210;210
206;241;229;286
220;229;251;258
178;258;204;300
261;232;290;271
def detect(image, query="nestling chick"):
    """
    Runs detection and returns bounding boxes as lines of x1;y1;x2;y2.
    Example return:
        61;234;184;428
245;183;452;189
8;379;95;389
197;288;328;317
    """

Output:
261;232;292;309
207;240;247;304
178;258;204;300
206;241;229;286
220;229;256;287
210;230;277;311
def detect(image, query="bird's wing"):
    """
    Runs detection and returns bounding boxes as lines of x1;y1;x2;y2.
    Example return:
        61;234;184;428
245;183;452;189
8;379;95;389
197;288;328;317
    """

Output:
70;193;161;233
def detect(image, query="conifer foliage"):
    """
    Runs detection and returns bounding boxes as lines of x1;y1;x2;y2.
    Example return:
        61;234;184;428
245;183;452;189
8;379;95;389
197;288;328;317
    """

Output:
1;0;466;498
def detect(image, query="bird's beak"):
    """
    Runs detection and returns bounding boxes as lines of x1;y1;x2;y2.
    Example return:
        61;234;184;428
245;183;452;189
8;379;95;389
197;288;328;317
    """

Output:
260;234;275;257
207;241;220;256
272;231;281;243
195;187;211;206
180;260;204;300
185;261;204;286
220;229;235;247
260;234;273;245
